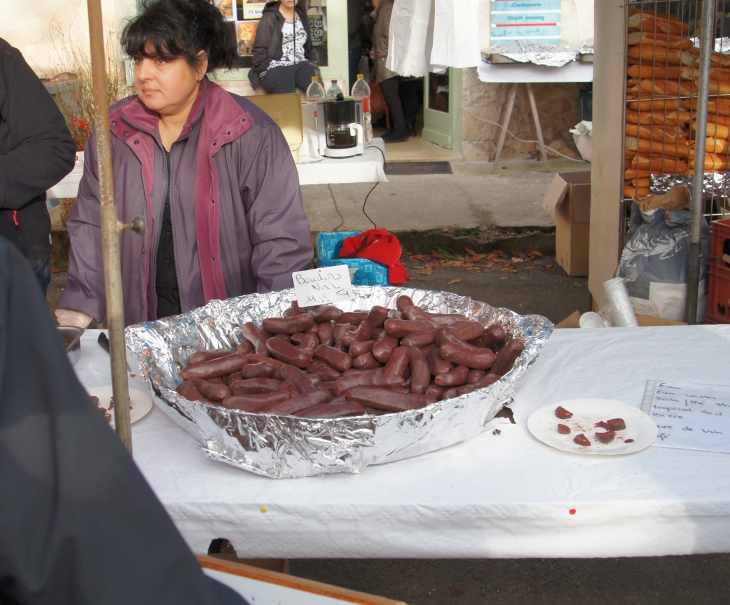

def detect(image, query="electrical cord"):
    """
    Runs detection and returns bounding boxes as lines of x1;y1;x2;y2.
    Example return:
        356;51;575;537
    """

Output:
361;181;379;229
462;107;588;163
327;183;345;231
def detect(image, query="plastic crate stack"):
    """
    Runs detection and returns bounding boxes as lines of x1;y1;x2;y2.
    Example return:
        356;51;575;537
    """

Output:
708;218;730;323
624;5;730;200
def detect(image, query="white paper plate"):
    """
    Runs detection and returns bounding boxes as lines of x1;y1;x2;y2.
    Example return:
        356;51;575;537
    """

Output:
527;398;657;455
87;386;153;428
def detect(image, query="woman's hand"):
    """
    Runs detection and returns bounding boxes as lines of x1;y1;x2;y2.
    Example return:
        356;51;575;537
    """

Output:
55;309;93;328
369;48;375;60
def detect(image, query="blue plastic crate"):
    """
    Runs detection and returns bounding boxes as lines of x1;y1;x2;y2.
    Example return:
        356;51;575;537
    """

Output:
316;231;389;286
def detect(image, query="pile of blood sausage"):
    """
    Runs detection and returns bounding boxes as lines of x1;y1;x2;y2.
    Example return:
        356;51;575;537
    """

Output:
174;295;525;420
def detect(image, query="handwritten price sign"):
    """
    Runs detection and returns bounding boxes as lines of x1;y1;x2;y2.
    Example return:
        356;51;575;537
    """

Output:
292;265;354;306
644;380;730;453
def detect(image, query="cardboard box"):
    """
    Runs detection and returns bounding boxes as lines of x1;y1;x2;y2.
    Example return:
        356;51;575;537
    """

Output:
556;310;687;328
244;93;303;161
542;172;591;277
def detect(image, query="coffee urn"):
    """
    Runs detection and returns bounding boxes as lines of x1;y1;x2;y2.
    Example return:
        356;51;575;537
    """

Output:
317;96;364;158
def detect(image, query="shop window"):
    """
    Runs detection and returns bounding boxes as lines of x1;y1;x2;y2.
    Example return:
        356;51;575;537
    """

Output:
428;73;449;113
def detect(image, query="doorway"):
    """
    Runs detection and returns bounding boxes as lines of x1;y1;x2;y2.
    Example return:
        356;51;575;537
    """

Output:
422;68;462;151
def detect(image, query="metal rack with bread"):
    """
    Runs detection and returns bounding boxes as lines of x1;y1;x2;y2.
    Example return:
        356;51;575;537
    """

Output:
623;0;730;224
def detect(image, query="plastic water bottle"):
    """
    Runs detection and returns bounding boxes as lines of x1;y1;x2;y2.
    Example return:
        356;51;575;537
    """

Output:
351;73;373;144
305;75;325;103
325;79;343;99
305;76;325;132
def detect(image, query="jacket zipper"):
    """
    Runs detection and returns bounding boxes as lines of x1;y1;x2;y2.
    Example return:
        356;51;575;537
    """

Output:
12;210;18;226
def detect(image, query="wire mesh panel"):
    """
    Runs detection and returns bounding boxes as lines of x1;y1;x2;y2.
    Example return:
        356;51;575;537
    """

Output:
623;0;730;236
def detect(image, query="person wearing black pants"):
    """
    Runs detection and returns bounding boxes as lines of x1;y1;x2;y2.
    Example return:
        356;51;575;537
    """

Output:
372;0;408;142
248;0;318;94
399;77;420;137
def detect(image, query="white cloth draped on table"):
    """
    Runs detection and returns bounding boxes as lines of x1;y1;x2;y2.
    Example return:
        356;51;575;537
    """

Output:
386;0;481;77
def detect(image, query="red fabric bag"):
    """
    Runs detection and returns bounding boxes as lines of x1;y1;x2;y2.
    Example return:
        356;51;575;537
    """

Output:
337;229;407;285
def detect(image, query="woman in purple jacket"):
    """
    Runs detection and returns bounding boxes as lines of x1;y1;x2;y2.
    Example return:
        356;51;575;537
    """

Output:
56;0;313;328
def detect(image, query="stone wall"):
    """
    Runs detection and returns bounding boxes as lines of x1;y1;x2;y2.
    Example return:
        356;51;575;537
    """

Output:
461;67;582;162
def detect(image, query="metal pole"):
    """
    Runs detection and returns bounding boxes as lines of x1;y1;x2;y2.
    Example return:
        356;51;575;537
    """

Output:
687;0;717;325
86;0;133;452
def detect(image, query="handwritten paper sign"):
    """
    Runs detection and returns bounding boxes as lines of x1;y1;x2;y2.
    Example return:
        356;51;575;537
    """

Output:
642;380;730;453
292;265;354;306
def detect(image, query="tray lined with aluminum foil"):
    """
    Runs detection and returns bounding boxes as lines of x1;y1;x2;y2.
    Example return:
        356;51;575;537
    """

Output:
125;287;553;479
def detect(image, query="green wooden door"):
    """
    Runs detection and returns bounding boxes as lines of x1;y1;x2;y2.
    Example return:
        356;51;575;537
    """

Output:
422;68;462;150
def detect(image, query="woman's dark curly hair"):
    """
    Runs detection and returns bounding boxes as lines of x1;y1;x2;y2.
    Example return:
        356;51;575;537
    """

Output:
121;0;237;72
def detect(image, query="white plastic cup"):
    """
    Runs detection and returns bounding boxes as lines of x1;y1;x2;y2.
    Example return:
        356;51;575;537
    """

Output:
603;278;639;327
579;312;606;328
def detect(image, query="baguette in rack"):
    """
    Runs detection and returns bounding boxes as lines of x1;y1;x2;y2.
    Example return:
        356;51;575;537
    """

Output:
627;13;690;36
627;31;695;50
690;137;729;153
688;97;730;116
627;44;694;66
627;64;688;80
625;123;688;144
632;154;689;173
626;110;691;126
694;121;730;139
625;136;690;157
627;99;687;111
689;153;728;171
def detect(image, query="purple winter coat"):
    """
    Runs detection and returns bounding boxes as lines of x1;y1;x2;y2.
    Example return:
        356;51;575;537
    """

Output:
58;79;313;326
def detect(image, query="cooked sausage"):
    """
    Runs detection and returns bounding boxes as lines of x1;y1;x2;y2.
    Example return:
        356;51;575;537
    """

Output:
440;387;461;400
400;327;442;348
342;368;381;376
189;349;232;365
338;311;369;325
352;351;380;370
221;392;289;412
438;321;484;345
466;369;487;384
383;319;435;338
190;378;231;401
427;347;452;376
333;373;406;395
395;295;415;311
262;313;314;334
266;337;313;368
344;386;430;412
480;324;508;352
283;307;301;318
382;346;410;377
296;333;318;355
176;380;208;402
240;361;275;379
246;354;287;379
371;335;399;363
306;359;342;382
425;384;446;399
434;364;470;387
365;305;388;328
317;321;334;346
307;305;342;322
280;364;315;394
241;322;271;356
439;341;496;370
235;341;255;356
333;322;352;350
180;354;247;380
314;344;353;372
349;340;374;357
408;346;430;394
423;312;469;326
489;338;525;376
295;401;367;418
341;321;371;347
229;378;282;395
223;370;242;385
263;388;332;415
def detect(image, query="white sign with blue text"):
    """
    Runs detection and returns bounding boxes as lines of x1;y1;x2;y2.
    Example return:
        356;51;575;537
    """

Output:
292;265;355;307
643;380;730;453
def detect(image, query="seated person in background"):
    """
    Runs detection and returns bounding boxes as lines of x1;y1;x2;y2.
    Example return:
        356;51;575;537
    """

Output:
248;0;318;94
0;235;248;605
56;0;312;329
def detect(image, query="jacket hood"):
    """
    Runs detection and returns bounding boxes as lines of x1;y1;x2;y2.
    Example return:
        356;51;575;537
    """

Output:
263;1;306;15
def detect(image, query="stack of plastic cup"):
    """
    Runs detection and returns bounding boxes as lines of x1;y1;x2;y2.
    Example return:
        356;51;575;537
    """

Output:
602;278;639;327
579;312;606;328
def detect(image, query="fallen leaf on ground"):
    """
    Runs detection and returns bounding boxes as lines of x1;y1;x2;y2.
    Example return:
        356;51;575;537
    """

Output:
544;264;554;269
499;276;510;280
447;279;462;285
525;266;536;270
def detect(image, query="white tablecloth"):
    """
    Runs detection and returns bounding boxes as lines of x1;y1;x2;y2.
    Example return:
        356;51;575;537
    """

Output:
478;61;593;83
296;139;387;186
74;326;730;559
46;139;387;201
